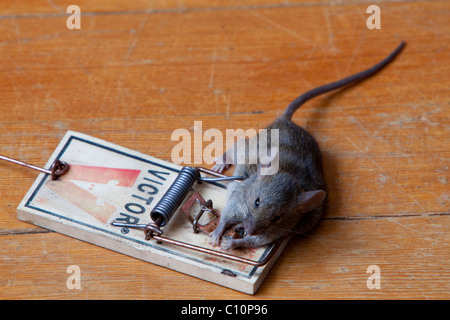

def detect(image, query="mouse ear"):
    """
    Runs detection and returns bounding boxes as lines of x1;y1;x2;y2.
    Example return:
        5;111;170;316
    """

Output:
297;190;326;213
257;146;279;176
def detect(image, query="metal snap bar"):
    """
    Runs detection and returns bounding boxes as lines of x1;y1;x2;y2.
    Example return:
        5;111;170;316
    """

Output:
195;166;244;182
0;155;70;180
111;221;281;267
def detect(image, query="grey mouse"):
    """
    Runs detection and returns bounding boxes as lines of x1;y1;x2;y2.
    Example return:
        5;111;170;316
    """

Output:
209;41;406;250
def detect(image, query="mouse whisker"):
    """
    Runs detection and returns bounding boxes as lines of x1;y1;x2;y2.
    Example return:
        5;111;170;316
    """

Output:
274;228;317;239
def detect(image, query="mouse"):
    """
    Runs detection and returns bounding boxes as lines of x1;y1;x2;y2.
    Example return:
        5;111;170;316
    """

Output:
209;41;406;250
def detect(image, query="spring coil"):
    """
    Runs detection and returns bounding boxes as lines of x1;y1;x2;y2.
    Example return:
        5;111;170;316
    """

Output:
150;166;200;227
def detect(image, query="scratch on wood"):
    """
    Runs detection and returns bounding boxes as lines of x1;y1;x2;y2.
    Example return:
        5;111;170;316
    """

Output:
321;6;339;54
141;75;176;111
124;37;138;61
387;217;418;232
123;15;149;61
244;6;309;42
46;0;64;12
222;94;231;120
0;228;52;236
0;2;355;21
11;18;23;57
209;44;218;89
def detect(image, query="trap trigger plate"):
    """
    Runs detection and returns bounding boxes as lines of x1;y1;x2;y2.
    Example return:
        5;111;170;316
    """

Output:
181;191;241;239
180;191;220;235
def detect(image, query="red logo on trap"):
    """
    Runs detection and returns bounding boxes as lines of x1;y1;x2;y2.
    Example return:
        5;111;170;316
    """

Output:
46;165;141;223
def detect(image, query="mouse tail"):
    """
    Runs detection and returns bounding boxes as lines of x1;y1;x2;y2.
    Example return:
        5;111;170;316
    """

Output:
282;40;406;120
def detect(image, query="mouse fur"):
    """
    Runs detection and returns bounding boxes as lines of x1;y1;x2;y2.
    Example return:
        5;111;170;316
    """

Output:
210;117;327;250
209;41;405;250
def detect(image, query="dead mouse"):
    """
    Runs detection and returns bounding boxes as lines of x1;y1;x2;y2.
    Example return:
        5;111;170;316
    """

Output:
209;41;405;250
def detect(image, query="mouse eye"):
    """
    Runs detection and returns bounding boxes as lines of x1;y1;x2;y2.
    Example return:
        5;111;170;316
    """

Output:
272;215;281;222
254;197;260;208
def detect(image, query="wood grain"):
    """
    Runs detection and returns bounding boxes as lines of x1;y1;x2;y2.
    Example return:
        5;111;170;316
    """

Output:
0;0;448;299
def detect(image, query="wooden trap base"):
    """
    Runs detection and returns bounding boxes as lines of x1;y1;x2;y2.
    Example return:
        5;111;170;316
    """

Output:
17;131;288;294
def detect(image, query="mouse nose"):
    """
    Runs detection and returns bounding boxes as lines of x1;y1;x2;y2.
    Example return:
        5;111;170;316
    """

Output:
245;225;259;236
235;226;247;238
243;225;254;236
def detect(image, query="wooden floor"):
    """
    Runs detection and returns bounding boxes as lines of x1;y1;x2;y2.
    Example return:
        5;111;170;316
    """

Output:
0;0;448;299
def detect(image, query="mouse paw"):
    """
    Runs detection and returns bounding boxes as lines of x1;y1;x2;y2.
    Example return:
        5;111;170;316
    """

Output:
209;231;222;247
220;238;240;251
211;163;231;174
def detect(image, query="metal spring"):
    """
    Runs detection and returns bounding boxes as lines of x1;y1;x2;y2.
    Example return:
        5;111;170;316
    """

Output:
150;166;200;227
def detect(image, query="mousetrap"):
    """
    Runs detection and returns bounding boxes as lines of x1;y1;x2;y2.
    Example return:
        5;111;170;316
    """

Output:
15;131;289;294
